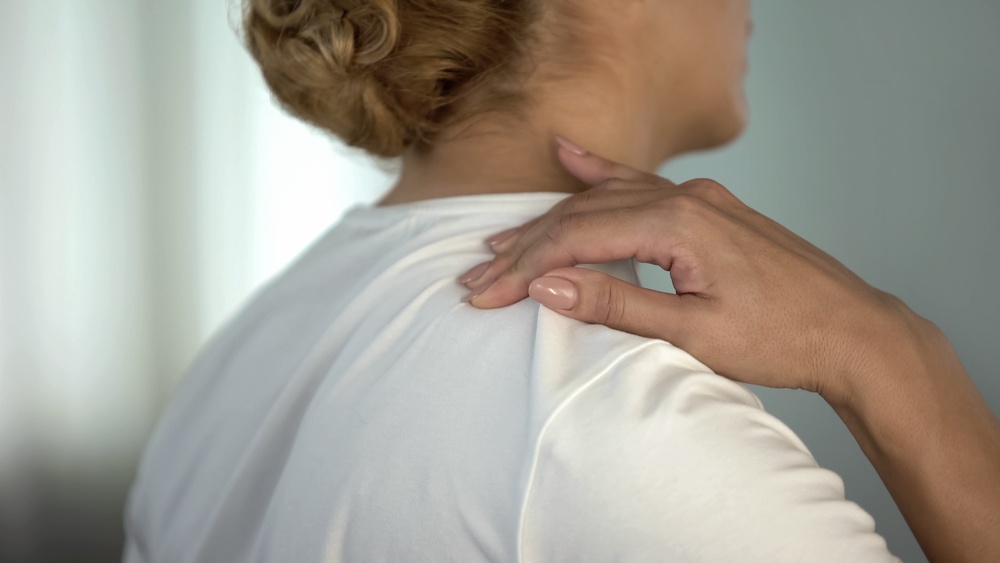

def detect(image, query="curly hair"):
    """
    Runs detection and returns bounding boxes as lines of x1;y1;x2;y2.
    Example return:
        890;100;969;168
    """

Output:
241;0;547;158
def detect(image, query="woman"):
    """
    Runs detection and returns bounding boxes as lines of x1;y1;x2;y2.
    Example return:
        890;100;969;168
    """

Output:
121;0;988;560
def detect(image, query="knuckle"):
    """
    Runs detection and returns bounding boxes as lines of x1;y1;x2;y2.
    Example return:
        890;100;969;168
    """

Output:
560;190;596;214
604;177;632;191
683;177;736;205
591;179;613;192
592;281;627;327
659;192;706;217
513;214;577;274
551;212;579;241
684;177;725;191
594;177;630;192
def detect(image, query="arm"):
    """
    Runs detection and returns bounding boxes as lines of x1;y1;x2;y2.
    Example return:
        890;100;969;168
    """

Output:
828;298;1000;563
464;137;1000;561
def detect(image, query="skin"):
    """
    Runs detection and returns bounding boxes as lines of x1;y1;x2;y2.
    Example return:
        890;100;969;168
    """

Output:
460;143;1000;563
375;0;1000;561
378;0;753;206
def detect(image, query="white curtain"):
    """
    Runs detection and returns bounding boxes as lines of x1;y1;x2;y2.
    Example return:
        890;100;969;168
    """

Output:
0;1;393;559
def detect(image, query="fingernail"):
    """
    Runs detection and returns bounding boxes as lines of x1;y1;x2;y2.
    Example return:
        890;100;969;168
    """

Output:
459;261;491;284
462;281;492;304
555;135;588;156
465;269;499;290
529;276;578;310
486;227;519;247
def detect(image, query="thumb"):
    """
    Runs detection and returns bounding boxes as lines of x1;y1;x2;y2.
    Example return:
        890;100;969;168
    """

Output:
528;266;695;347
554;135;666;187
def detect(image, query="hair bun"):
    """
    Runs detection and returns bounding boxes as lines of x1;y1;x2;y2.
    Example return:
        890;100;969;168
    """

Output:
243;0;535;158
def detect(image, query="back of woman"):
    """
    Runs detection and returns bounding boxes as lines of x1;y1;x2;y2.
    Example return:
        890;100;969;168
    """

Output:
124;192;898;561
124;0;902;560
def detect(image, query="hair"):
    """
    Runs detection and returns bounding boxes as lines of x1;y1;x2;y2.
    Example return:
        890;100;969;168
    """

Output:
241;0;553;158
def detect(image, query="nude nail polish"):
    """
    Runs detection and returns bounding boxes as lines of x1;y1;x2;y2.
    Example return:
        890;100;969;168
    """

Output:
486;227;519;247
555;135;588;156
459;261;491;284
529;277;578;310
462;282;491;304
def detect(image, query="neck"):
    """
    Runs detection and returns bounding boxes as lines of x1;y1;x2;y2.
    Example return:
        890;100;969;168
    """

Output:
377;86;689;207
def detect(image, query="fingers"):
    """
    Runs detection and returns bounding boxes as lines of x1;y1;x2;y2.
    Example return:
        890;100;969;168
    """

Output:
462;136;698;308
488;216;543;254
487;186;663;256
467;206;692;309
555;135;668;188
465;188;728;309
527;266;700;348
485;136;673;255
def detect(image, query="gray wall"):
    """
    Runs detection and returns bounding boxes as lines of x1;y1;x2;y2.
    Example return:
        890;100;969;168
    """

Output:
643;2;1000;561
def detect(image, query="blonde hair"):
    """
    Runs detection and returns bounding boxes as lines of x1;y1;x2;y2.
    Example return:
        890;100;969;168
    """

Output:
242;0;545;158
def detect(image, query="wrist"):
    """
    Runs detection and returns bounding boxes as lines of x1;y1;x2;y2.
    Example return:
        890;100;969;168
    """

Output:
819;290;959;469
821;290;940;414
820;293;1000;563
822;289;990;469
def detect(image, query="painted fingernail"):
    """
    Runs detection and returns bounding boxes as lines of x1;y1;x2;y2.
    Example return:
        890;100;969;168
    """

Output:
555;135;588;156
465;269;500;290
529;276;578;310
462;281;492;304
486;227;519;247
458;261;491;284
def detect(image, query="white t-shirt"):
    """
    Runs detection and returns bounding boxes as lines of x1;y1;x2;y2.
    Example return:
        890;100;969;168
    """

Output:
123;191;900;562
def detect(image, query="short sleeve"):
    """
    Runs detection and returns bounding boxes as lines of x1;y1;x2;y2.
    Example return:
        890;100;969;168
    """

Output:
519;342;901;562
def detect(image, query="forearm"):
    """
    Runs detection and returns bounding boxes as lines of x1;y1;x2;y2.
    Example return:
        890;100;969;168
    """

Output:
827;302;1000;563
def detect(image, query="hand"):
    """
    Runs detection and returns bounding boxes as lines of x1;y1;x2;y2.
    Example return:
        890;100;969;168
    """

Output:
459;136;1000;563
458;135;915;403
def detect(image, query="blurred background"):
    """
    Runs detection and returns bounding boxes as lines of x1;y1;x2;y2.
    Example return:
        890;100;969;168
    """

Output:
1;1;997;561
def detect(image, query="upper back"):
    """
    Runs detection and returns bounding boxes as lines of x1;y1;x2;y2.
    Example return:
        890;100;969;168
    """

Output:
124;192;899;563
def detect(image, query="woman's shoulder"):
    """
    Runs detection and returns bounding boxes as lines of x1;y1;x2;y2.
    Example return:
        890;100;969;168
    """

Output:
524;302;763;416
519;311;898;561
